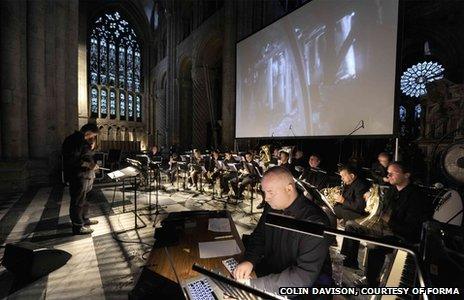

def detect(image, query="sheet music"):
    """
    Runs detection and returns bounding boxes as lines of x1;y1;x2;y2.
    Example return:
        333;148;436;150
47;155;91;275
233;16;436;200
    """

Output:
107;170;125;179
198;240;241;259
208;218;231;233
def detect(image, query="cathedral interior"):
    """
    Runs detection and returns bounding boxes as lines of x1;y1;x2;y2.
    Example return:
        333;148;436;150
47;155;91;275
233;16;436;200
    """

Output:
0;0;463;299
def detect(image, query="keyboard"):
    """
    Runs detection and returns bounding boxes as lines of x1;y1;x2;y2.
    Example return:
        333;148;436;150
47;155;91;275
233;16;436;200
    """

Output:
185;277;216;300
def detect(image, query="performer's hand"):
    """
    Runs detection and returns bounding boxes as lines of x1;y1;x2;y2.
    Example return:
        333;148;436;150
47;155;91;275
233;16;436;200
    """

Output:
233;261;253;280
335;194;345;204
382;177;389;183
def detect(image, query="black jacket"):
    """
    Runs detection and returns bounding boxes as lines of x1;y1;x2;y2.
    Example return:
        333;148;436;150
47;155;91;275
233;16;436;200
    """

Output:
384;184;433;242
341;177;371;213
371;162;388;185
245;193;333;295
62;131;95;181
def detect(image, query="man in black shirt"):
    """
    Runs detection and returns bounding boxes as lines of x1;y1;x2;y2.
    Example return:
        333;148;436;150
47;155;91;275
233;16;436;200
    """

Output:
62;123;100;235
370;152;390;185
279;150;297;177
234;166;333;297
333;165;371;221
340;161;433;285
302;153;328;190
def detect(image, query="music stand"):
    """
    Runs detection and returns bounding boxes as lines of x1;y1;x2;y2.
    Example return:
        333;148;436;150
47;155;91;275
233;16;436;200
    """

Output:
107;166;147;234
191;264;285;300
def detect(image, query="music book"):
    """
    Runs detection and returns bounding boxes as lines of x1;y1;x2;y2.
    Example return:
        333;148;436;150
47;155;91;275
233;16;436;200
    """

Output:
198;240;240;259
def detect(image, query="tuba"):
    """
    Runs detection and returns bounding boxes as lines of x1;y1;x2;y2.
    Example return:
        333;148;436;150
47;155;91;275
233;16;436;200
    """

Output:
259;145;271;170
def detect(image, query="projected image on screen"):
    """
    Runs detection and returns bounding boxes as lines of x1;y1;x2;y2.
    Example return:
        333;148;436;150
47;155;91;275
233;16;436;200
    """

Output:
236;0;399;138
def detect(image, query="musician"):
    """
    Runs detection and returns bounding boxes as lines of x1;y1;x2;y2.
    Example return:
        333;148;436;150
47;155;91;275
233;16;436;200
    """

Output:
234;167;333;297
207;150;222;186
341;162;433;286
371;152;390;185
293;150;307;169
333;165;371;221
232;152;261;200
167;153;179;184
269;148;280;165
302;154;328;190
219;151;238;195
278;150;297;177
149;145;161;162
62;123;100;235
187;149;205;189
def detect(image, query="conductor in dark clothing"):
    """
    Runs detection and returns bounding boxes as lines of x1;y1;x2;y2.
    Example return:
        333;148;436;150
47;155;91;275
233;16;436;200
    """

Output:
333;165;371;221
341;162;433;286
62;123;100;235
234;166;333;298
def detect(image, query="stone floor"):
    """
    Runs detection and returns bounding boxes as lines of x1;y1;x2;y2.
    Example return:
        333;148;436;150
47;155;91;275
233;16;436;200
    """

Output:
0;181;366;299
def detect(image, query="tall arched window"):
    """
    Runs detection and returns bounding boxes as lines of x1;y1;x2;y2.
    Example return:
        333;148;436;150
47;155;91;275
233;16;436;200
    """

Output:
88;11;143;122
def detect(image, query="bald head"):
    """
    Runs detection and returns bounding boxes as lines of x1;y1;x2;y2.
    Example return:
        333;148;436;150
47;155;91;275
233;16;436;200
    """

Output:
261;166;298;210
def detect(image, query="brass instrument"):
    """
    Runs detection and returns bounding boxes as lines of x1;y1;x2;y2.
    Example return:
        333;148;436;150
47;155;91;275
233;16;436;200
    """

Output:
321;184;381;228
259;145;271;170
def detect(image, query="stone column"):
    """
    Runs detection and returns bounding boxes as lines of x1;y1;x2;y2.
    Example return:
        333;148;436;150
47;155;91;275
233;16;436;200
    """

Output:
165;1;179;146
45;0;57;153
221;0;236;149
65;0;79;135
0;0;28;159
54;1;67;145
27;0;47;158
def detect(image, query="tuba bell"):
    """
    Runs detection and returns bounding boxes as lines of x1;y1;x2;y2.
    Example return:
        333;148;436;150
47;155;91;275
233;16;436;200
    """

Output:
259;144;271;170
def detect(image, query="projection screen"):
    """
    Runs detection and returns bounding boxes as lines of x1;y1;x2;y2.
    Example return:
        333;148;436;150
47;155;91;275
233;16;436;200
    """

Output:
236;0;399;138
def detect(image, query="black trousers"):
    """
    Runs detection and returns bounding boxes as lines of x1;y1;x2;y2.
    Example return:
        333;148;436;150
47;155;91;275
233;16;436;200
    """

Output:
69;177;94;227
333;203;366;220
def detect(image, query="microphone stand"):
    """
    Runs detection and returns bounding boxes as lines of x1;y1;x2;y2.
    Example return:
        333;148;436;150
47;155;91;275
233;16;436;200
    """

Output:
338;120;364;165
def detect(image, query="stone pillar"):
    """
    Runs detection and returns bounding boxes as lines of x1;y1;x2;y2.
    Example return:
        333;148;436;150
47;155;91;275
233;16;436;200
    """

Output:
65;0;79;135
0;0;28;159
45;0;57;153
27;0;47;158
221;0;236;149
165;1;179;146
54;1;67;144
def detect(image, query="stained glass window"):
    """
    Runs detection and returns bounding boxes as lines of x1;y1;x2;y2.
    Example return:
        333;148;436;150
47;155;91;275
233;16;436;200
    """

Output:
109;89;116;117
399;105;406;122
90;37;98;85
128;93;134;120
414;104;422;120
108;43;116;86
90;86;99;115
127;46;133;91
134;51;141;93
136;94;141;120
400;61;444;98
120;91;126;119
88;11;142;121
100;88;108;116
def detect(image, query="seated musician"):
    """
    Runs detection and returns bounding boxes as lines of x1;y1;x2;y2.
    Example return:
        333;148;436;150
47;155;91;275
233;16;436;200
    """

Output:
302;153;328;190
293;150;307;169
234;166;333;297
333;165;371;221
231;152;261;200
149;145;162;162
207;150;222;186
220;151;238;195
371;152;391;185
187;149;205;189
341;161;433;286
167;153;179;184
269;148;280;165
278;150;297;177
